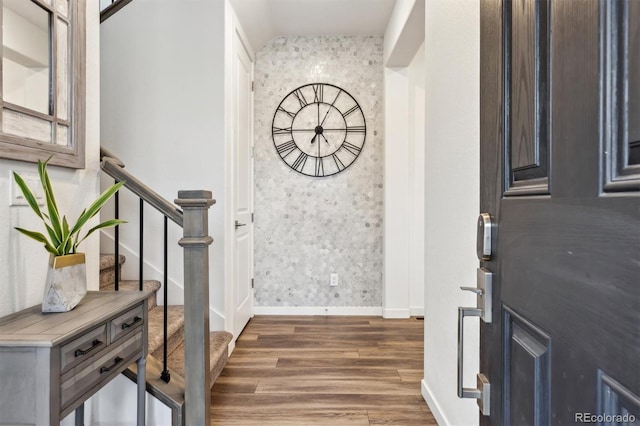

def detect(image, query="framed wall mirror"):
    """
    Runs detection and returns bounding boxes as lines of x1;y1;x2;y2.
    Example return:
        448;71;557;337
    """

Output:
0;0;85;169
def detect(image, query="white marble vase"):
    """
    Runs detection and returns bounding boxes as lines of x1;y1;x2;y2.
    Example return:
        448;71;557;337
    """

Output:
42;253;87;313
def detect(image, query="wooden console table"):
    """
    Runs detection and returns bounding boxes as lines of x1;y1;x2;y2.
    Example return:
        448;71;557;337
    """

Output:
0;291;149;425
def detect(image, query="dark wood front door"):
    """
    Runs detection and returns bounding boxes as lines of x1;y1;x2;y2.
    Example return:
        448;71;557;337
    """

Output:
479;1;640;424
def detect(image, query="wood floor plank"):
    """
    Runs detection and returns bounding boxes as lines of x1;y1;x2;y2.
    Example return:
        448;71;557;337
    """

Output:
368;409;438;425
255;379;420;395
220;367;403;380
231;348;361;359
211;315;435;425
211;410;371;425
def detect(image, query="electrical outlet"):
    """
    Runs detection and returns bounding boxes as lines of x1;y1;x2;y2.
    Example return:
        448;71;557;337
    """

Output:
10;172;44;207
330;273;339;287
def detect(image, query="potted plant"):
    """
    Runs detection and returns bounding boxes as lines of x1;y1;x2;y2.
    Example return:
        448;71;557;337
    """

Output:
13;158;126;312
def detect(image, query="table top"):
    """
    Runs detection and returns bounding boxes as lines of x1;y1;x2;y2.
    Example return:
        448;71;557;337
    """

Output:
0;291;150;348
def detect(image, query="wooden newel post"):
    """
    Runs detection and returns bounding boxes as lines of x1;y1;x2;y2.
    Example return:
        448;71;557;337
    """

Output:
175;190;215;426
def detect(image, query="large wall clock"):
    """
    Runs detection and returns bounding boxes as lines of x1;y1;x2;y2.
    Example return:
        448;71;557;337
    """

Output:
272;83;366;177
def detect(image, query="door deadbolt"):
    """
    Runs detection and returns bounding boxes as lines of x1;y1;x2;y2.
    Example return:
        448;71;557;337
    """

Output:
477;213;493;261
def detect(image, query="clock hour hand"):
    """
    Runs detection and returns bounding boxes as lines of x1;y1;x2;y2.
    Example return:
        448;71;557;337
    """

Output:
310;134;317;144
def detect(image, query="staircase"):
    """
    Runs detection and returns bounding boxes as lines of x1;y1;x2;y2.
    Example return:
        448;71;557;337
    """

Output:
99;253;232;424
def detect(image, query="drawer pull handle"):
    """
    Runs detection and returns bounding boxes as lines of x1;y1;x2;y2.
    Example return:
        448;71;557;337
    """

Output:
100;356;123;374
74;339;102;357
121;316;142;330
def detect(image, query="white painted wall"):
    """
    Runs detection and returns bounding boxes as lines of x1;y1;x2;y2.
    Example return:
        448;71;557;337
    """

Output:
100;0;228;330
421;1;480;425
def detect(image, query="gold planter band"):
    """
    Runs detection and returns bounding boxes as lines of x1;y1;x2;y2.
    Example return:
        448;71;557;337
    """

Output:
50;253;86;269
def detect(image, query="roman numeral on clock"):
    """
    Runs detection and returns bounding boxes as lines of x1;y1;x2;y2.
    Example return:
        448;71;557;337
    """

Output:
342;141;362;156
346;126;366;134
315;157;325;177
277;106;296;118
276;140;297;157
332;154;346;171
312;84;324;103
292;152;309;171
293;89;308;108
342;105;359;118
272;126;292;135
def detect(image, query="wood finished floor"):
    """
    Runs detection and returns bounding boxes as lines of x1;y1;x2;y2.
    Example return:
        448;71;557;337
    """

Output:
210;316;436;425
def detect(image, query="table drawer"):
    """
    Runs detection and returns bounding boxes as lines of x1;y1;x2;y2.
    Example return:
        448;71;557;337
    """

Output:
60;324;107;373
110;304;144;343
60;331;143;411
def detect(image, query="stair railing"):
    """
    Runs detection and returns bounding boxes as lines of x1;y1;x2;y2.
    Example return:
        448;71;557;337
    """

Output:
100;0;133;23
100;148;213;424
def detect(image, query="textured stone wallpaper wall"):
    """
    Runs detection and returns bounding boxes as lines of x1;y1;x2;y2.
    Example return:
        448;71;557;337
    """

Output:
254;36;384;308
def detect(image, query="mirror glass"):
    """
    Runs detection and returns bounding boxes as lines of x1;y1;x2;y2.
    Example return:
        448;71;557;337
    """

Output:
3;0;51;115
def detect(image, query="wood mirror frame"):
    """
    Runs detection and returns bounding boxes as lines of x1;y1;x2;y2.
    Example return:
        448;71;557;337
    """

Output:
0;0;85;169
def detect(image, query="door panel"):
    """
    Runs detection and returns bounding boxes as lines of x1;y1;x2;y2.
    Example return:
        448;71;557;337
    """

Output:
504;308;550;426
233;30;254;338
509;0;549;189
605;0;640;188
479;1;640;424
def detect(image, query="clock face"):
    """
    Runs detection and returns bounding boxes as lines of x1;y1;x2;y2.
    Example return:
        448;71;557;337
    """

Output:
272;83;366;177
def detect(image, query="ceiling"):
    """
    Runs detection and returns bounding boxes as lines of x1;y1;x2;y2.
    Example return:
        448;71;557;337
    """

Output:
229;0;397;52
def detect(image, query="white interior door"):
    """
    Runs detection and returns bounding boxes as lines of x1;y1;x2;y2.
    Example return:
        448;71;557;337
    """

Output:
232;30;253;337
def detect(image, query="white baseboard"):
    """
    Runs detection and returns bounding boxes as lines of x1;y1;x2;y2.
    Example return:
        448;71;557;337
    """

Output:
382;308;411;318
411;307;424;317
253;306;383;316
422;379;448;426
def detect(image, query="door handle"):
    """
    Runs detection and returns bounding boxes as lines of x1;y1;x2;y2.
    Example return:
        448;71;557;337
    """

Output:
235;220;246;229
457;306;491;415
460;268;493;323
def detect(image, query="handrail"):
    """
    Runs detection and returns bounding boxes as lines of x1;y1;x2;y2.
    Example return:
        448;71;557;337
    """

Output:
101;157;183;227
100;146;125;167
100;0;133;23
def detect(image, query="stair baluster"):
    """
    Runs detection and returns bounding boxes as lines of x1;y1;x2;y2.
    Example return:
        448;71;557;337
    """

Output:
114;187;120;291
161;216;171;383
139;198;144;292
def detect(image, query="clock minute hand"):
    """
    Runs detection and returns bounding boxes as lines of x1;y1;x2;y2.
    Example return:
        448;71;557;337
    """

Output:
320;90;341;126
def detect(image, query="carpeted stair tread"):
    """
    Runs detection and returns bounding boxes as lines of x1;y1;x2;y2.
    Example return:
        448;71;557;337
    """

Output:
99;254;126;289
148;305;184;359
100;279;161;292
99;254;125;270
99;280;162;308
167;331;233;389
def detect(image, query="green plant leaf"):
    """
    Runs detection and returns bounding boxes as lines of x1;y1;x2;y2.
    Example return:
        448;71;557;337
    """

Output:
12;172;43;220
62;216;70;241
44;222;61;248
14;227;58;255
38;159;63;244
70;181;125;236
77;219;127;246
62;236;73;255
